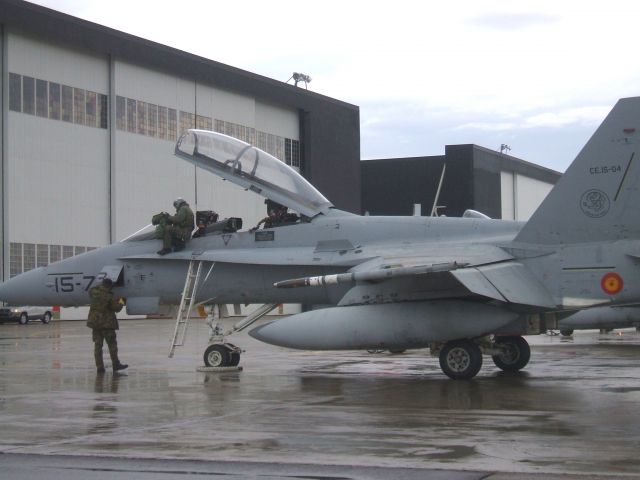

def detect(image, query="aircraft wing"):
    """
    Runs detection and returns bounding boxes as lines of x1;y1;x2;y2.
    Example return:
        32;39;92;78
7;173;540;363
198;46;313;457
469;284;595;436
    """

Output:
274;244;557;309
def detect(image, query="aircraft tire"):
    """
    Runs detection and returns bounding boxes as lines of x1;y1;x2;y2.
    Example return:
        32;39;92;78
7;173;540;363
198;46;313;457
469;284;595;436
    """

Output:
19;313;28;325
492;336;530;372
203;344;231;367
439;339;483;380
42;312;52;324
560;329;573;337
229;352;241;366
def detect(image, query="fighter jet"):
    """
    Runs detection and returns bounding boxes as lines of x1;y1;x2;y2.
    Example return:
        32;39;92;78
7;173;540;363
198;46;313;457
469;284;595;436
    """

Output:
2;97;640;379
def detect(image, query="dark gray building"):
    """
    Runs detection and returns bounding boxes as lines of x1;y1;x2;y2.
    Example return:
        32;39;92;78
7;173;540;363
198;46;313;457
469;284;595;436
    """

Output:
362;144;561;220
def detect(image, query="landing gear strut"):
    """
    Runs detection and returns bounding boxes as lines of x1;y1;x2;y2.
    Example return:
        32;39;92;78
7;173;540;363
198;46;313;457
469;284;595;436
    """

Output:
202;303;278;369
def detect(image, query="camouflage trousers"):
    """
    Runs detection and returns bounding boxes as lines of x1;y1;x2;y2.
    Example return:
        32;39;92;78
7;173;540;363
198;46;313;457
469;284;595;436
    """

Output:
92;328;119;368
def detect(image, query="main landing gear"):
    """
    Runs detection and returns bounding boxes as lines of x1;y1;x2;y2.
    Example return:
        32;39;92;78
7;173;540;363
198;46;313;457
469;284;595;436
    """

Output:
433;335;531;380
202;303;279;368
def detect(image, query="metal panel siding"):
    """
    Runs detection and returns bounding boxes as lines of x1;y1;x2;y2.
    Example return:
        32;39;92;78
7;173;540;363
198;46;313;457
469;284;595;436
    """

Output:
8;31;108;93
7;113;110;245
255;101;298;140
515;174;554;221
303;106;360;214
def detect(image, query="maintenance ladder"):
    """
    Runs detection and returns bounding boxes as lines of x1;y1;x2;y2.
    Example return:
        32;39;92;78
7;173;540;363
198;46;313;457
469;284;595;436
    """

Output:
168;259;204;357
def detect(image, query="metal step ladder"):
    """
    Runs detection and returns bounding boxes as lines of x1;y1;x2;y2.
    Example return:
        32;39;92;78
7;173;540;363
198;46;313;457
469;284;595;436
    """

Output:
168;259;205;357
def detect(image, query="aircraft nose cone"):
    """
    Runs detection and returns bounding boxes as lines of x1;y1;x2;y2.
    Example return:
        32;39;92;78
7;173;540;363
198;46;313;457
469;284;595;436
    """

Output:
0;268;49;305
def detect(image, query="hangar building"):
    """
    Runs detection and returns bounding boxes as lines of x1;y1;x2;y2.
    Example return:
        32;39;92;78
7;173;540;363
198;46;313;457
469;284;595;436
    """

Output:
0;0;361;284
362;144;561;220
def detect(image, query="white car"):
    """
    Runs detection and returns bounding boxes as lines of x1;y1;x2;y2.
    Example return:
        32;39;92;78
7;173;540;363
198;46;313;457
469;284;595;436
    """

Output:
0;306;53;325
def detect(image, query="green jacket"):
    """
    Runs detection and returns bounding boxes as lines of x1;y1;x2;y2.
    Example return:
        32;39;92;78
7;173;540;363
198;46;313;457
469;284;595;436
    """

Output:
167;204;194;237
87;284;123;330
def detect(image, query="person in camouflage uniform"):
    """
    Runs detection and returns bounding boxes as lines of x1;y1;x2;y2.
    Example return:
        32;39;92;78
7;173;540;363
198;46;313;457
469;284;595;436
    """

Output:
87;278;128;374
156;197;195;255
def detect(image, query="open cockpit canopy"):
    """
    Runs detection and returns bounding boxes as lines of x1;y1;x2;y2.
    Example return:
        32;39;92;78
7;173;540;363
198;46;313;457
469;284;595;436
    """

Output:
175;130;333;218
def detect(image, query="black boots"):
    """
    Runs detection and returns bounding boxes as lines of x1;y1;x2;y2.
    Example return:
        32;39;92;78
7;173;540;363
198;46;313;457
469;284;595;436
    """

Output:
157;248;172;256
114;363;128;372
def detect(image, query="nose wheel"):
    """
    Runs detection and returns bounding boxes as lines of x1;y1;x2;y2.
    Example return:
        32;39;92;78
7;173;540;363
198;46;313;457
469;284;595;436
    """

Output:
203;343;241;368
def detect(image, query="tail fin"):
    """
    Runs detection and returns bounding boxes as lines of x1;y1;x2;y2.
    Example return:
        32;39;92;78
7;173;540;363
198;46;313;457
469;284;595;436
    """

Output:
515;97;640;244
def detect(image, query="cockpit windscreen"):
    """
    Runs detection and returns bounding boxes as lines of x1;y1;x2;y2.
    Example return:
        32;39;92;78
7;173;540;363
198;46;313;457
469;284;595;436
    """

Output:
175;130;332;218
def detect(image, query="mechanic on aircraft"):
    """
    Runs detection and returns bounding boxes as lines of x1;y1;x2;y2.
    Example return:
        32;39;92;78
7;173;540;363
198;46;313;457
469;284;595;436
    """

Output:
154;197;195;255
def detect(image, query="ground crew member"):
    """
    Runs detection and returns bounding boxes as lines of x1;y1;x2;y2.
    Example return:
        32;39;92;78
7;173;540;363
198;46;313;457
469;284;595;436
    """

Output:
87;278;128;374
156;197;195;255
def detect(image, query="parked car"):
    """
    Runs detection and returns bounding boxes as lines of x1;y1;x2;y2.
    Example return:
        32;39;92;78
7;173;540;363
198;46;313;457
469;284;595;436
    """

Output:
0;306;53;324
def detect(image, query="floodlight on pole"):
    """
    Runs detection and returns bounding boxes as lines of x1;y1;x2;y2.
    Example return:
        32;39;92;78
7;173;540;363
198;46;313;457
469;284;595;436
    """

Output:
288;72;312;89
500;144;511;154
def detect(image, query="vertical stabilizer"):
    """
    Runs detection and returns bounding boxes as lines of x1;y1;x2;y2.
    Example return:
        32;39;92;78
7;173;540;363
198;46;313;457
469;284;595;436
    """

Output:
515;97;640;244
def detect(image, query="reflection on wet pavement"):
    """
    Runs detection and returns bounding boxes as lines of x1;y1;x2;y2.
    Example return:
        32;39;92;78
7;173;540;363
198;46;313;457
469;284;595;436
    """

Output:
1;319;640;476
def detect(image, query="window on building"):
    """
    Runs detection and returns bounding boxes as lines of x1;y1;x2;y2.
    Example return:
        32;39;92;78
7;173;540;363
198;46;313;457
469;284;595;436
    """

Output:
62;245;74;259
196;115;212;131
179;111;195;135
9;243;22;278
214;119;224;133
73;88;85;125
168;108;177;141
126;98;137;133
9;73;22;112
36;79;48;118
256;131;267;151
85;90;97;127
148;103;158;137
36;244;49;268
23;243;36;272
74;246;86;255
49;82;61;120
49;245;61;264
22;76;35;115
291;139;300;168
157;105;167;140
61;85;73;122
137;101;147;135
116;96;126;130
98;93;108;129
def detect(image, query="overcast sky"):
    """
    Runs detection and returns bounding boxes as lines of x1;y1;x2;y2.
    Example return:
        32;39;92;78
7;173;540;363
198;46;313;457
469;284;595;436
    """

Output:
29;0;640;172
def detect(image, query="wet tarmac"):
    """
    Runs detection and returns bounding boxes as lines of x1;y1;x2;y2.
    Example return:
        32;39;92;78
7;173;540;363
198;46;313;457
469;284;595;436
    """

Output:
1;318;640;479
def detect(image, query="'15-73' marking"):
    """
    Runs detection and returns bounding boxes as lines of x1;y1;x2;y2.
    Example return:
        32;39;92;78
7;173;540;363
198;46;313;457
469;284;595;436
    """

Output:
53;273;106;292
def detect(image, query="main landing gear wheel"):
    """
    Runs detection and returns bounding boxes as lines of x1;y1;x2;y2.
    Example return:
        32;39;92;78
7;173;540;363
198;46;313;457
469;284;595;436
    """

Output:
19;313;28;325
560;329;574;337
439;339;483;380
42;312;52;324
203;344;241;368
492;336;531;372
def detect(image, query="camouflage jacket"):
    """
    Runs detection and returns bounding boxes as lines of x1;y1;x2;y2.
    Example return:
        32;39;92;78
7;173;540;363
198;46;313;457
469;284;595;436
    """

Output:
86;284;123;330
167;204;195;236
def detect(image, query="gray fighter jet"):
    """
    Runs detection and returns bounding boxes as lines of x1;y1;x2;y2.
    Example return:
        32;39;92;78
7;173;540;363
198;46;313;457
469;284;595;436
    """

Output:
2;97;640;379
